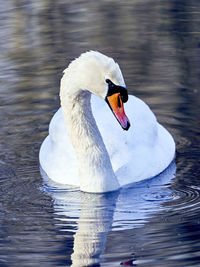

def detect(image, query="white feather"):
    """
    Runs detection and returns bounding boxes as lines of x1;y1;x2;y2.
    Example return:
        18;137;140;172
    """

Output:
39;51;175;193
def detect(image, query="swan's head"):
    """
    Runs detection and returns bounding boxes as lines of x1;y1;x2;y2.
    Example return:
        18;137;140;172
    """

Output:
61;51;130;130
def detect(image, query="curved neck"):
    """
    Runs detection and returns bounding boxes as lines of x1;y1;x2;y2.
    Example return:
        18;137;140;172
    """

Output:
61;86;119;193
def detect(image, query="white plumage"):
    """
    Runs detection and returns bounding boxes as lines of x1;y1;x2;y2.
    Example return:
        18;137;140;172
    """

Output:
39;51;175;193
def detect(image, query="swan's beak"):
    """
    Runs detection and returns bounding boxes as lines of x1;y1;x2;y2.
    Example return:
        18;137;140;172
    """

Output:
106;93;130;131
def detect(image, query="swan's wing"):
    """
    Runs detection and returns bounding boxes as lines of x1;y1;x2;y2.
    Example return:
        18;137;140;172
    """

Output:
39;108;79;185
92;94;175;186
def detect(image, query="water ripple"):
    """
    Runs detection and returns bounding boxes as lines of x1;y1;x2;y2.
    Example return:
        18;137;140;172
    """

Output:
141;190;178;202
170;186;200;212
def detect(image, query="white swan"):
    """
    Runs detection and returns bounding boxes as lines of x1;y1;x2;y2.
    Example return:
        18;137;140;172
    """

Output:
39;51;175;193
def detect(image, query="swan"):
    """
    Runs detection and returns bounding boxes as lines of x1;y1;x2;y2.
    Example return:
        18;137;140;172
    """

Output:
39;51;175;193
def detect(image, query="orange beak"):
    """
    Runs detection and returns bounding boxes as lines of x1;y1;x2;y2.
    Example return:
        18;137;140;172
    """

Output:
106;93;130;130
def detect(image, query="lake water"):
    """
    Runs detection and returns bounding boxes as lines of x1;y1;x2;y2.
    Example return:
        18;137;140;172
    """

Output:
0;1;200;266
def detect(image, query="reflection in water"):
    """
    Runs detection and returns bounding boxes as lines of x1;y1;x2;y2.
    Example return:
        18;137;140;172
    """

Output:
48;163;176;266
71;193;118;266
50;191;118;266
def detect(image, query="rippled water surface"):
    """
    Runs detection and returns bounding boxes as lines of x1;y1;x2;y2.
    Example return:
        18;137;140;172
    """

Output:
1;1;200;266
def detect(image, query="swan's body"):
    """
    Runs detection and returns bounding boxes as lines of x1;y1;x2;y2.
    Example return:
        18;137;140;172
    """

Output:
39;51;175;193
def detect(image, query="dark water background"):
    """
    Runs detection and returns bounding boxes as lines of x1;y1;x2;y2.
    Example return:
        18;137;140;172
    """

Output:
0;1;200;266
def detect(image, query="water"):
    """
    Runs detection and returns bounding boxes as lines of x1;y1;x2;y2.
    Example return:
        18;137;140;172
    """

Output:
0;1;200;266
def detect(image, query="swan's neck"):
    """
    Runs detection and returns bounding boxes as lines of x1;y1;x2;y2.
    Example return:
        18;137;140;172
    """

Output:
61;89;119;193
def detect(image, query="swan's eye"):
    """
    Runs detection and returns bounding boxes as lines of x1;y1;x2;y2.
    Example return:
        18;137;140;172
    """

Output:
106;79;115;89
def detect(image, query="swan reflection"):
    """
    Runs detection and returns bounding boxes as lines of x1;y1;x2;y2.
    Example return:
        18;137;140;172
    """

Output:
43;162;176;266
